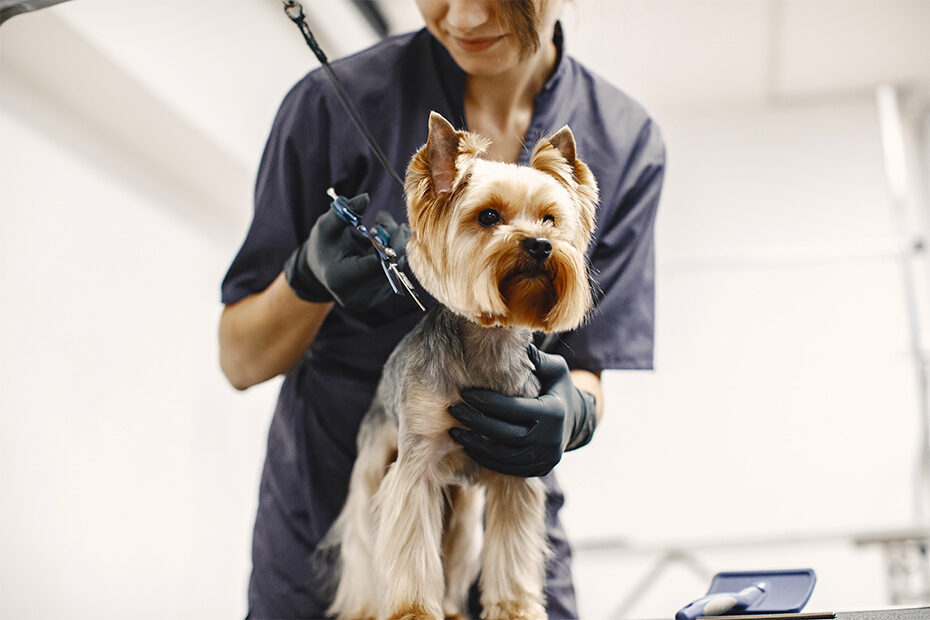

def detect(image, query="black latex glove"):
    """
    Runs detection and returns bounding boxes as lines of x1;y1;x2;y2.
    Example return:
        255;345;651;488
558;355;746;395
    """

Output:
283;193;411;311
448;346;598;477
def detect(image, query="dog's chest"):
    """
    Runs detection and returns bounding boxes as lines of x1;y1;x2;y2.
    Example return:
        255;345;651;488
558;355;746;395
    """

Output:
432;306;539;399
457;327;539;398
384;307;540;431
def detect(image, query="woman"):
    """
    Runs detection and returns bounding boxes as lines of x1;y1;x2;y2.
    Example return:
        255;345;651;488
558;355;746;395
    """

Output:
219;1;665;617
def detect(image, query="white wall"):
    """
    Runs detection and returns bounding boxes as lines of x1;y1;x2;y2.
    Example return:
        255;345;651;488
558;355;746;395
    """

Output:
0;44;280;620
1;3;928;620
559;96;927;618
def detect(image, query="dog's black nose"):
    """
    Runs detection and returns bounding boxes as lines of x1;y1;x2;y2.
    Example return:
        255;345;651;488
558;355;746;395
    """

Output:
522;237;552;261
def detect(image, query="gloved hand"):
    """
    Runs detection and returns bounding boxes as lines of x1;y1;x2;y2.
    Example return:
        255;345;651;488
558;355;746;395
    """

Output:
283;193;411;311
448;346;598;477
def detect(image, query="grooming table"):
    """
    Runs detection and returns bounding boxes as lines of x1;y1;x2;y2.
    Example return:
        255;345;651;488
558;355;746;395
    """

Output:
644;608;930;620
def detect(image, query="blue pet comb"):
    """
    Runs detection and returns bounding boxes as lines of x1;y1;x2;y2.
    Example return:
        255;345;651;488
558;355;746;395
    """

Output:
676;569;817;619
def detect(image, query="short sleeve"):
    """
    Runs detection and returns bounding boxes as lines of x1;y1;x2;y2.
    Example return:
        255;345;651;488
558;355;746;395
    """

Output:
543;119;666;372
221;78;333;305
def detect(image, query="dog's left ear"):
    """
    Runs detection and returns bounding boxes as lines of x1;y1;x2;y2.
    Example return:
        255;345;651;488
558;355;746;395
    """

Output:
531;125;584;181
546;126;577;167
531;125;598;199
530;126;599;236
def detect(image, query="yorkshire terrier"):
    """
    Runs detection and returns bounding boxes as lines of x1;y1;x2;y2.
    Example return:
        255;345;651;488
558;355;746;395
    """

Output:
321;111;598;620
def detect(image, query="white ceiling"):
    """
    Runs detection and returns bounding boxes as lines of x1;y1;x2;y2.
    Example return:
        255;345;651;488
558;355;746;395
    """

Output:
383;0;930;107
4;0;929;194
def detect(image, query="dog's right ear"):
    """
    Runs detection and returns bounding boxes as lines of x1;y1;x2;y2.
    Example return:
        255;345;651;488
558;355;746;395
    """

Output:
426;111;460;195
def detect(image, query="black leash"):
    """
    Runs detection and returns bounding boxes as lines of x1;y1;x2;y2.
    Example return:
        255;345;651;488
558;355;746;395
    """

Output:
282;0;406;191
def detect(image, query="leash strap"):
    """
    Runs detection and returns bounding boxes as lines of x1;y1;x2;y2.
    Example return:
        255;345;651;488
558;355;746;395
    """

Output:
282;0;406;191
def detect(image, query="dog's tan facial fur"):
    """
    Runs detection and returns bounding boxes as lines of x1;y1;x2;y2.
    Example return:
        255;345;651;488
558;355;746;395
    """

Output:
406;112;598;333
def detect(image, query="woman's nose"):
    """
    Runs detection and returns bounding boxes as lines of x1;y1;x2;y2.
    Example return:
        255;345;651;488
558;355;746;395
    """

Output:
444;0;492;34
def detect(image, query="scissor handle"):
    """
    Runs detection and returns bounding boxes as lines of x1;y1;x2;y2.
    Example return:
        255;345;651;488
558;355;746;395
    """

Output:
324;188;424;310
329;192;361;227
371;224;391;248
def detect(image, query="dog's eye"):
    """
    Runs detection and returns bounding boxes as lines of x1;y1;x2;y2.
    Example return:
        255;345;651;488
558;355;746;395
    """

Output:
478;209;501;227
543;214;556;225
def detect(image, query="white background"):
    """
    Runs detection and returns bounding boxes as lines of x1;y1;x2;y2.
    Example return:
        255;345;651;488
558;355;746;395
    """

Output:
2;1;930;618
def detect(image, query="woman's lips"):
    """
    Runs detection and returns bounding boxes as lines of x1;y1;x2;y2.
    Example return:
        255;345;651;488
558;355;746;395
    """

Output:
453;35;504;53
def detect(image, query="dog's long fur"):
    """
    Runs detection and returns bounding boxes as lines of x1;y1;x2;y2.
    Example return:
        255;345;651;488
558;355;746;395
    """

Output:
321;112;598;620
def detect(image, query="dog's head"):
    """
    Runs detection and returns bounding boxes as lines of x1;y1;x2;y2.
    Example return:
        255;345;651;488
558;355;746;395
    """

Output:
405;111;598;333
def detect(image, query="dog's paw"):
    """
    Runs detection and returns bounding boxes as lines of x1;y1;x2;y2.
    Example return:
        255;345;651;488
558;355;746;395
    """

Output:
387;603;441;620
480;600;546;620
332;606;376;620
442;605;468;620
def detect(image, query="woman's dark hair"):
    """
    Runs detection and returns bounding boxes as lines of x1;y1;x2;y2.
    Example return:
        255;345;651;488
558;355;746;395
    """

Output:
497;1;543;60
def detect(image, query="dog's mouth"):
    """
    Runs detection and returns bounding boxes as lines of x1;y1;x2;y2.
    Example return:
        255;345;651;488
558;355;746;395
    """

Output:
494;264;559;330
501;263;555;283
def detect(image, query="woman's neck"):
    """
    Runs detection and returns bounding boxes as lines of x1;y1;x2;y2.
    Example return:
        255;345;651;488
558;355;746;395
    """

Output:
463;33;558;163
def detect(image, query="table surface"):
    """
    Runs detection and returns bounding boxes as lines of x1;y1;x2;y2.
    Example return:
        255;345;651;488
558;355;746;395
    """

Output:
837;610;929;619
641;608;930;620
679;608;928;620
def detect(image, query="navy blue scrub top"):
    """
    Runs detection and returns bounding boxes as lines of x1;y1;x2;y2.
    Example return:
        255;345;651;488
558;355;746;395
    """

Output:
222;24;664;615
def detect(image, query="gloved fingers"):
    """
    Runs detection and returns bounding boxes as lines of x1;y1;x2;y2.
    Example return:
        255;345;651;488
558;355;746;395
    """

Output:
390;223;412;253
374;211;412;253
313;194;371;245
391;226;413;273
398;222;412;239
345;193;370;215
448;428;555;477
459;388;543;424
527;345;572;388
448;403;533;444
333;224;377;256
449;427;549;464
328;252;384;284
313;208;353;245
528;343;542;367
374;209;397;228
468;452;549;478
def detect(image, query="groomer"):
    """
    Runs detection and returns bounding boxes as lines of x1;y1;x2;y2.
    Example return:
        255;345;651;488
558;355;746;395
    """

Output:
219;1;665;617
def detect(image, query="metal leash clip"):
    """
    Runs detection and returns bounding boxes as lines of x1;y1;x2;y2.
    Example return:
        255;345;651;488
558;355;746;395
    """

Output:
327;188;426;312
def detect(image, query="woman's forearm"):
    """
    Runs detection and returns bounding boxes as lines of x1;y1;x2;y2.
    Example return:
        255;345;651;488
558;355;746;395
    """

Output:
571;369;604;422
219;272;333;390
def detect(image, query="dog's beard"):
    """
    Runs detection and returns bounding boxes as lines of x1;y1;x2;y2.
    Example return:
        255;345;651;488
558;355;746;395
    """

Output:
498;270;557;330
469;242;588;332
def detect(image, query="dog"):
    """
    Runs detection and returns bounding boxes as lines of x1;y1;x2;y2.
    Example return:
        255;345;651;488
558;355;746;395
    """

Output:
321;111;598;620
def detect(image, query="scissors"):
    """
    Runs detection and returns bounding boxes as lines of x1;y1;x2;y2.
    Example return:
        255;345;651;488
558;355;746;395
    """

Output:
327;188;426;312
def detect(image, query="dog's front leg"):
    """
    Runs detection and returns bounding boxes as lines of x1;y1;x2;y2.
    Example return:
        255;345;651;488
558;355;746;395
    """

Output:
374;442;445;620
441;484;484;619
479;472;548;620
328;413;397;620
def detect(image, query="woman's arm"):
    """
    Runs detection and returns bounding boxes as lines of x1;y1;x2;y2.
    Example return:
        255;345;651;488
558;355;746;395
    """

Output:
219;192;413;391
219;273;332;391
570;369;604;422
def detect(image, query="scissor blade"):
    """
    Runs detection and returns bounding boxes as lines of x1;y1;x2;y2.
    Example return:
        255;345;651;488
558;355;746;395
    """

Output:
390;264;426;311
380;258;402;295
